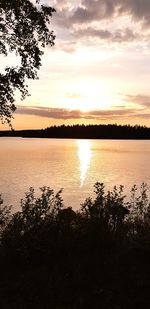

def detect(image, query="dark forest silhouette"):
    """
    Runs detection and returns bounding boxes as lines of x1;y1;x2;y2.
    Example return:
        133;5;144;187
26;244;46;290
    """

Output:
1;123;150;139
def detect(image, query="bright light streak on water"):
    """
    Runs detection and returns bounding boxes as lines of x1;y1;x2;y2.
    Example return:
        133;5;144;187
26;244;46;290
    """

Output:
77;140;92;187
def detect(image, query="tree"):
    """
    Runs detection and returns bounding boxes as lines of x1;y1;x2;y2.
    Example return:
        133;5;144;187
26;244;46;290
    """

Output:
0;0;55;125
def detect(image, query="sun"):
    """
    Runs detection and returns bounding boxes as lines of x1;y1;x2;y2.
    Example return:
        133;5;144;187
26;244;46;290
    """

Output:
62;81;119;112
64;94;118;112
78;101;93;112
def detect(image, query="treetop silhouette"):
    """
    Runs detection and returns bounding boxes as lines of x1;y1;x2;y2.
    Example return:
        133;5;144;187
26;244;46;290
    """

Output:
0;0;55;125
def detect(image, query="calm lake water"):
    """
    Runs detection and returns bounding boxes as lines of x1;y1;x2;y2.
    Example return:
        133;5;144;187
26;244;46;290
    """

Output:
0;137;150;211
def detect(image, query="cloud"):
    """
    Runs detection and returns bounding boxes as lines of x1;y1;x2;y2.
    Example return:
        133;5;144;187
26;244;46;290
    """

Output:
74;27;141;43
69;0;150;26
55;0;70;10
53;0;150;46
57;41;77;52
84;108;136;119
15;105;144;121
70;0;116;24
133;113;150;119
125;94;150;108
120;0;150;26
15;106;82;119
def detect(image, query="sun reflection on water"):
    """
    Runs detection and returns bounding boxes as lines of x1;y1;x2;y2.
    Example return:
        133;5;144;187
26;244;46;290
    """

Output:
77;140;92;187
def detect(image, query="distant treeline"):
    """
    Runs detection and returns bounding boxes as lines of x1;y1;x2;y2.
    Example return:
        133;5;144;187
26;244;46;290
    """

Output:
1;124;150;139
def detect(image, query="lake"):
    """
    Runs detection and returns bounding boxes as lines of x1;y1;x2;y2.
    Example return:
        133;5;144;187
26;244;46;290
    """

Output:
0;137;150;211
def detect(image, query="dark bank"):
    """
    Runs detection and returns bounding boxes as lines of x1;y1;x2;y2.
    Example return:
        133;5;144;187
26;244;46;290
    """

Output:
1;183;150;308
1;124;150;139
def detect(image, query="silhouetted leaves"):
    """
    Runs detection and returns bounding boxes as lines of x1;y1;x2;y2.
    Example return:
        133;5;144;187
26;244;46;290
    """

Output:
0;0;55;125
0;195;11;239
1;183;150;308
1;182;150;258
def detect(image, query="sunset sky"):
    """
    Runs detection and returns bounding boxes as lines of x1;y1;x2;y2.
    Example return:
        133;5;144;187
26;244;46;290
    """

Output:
1;0;150;130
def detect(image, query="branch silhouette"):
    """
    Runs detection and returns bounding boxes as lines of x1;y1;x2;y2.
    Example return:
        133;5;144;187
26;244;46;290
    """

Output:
0;0;55;125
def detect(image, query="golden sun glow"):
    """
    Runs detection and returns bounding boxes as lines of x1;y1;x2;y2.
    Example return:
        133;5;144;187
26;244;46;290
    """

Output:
77;140;92;186
62;81;120;112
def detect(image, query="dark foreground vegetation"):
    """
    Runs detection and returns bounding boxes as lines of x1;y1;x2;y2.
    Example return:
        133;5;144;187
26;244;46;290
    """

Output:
1;183;150;308
1;124;150;139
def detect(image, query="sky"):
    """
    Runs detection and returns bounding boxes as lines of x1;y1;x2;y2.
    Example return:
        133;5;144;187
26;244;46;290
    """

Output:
1;0;150;130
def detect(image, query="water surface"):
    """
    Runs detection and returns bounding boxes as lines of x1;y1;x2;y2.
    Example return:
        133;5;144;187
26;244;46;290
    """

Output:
0;137;150;211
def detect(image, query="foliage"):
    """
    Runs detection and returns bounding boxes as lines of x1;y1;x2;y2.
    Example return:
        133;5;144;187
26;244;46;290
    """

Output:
1;183;150;308
1;182;150;256
0;0;55;125
81;183;129;234
0;195;11;240
1;186;65;257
